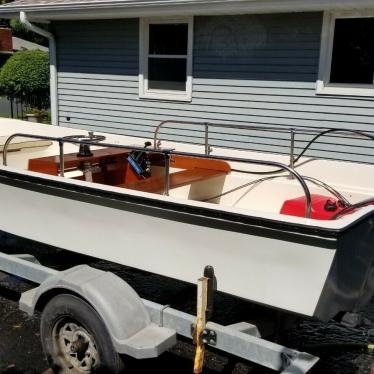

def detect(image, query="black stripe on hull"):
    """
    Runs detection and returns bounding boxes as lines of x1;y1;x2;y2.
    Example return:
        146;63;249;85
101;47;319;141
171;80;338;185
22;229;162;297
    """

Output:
0;168;340;248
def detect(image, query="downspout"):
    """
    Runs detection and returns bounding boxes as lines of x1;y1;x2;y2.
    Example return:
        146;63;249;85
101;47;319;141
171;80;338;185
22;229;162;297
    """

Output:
19;11;58;126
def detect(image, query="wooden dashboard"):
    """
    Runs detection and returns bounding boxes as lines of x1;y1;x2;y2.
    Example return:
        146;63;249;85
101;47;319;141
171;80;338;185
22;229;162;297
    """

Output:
28;147;231;194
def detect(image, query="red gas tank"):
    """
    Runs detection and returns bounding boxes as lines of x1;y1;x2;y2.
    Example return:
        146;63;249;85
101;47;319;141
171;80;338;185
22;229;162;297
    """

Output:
280;194;345;220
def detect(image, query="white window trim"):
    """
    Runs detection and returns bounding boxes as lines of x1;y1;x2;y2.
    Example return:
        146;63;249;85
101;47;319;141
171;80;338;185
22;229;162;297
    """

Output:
139;17;193;102
317;11;374;97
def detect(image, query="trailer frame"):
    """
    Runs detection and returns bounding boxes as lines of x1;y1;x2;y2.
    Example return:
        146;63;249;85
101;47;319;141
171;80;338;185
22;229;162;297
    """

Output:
0;251;318;373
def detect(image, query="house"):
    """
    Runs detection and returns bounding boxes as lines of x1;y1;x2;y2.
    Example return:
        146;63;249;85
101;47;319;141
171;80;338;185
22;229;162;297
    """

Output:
0;0;374;163
0;26;48;61
0;27;13;65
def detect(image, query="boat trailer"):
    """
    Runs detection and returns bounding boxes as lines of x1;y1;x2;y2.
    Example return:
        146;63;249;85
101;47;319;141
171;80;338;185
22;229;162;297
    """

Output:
0;251;318;373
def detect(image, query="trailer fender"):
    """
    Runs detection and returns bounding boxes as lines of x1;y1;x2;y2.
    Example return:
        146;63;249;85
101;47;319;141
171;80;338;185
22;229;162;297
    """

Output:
19;265;176;358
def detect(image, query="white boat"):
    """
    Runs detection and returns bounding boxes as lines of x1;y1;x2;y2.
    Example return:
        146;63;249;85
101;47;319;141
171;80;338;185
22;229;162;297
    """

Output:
1;117;374;322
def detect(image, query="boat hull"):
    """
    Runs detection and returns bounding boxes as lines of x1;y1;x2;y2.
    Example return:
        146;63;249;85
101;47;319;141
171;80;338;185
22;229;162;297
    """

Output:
0;168;373;320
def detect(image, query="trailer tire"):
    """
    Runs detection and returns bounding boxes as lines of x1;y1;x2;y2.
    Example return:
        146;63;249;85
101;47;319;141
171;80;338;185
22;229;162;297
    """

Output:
40;294;125;374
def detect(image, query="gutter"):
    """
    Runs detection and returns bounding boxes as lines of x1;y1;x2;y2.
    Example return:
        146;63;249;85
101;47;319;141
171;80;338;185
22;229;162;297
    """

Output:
2;0;374;20
19;11;58;126
4;0;374;11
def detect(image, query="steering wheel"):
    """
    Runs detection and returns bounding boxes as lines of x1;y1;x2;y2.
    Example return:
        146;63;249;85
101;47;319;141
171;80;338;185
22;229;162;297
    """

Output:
62;132;106;157
62;132;106;143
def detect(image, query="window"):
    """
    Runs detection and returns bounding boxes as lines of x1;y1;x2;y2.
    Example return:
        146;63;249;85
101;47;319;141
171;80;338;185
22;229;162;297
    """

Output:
139;18;193;101
317;12;374;96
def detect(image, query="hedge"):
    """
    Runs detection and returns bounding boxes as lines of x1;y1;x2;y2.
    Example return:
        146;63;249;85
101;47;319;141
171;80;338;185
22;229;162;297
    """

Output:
0;49;49;108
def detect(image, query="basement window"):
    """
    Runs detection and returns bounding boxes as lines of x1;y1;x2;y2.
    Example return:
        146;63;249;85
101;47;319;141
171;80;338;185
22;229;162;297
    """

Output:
317;13;374;96
139;18;193;101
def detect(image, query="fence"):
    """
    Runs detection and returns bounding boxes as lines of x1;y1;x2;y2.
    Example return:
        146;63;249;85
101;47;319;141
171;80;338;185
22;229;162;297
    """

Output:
0;96;24;119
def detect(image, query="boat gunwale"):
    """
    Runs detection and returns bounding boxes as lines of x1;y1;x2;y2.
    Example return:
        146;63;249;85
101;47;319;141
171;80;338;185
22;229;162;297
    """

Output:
1;166;372;248
2;131;314;219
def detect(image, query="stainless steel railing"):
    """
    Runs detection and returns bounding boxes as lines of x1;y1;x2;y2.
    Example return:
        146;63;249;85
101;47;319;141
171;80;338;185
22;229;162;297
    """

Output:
153;120;308;156
2;132;313;218
153;120;374;169
153;120;311;182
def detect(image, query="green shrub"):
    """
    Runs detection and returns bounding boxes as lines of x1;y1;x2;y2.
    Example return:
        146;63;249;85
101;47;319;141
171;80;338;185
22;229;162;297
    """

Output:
0;50;49;108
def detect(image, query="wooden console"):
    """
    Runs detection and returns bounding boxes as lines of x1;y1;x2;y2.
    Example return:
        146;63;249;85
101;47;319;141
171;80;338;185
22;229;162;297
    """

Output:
28;147;231;194
28;147;140;186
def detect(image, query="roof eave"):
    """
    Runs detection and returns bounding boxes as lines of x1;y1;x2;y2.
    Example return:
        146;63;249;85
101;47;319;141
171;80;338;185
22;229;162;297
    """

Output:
1;0;374;21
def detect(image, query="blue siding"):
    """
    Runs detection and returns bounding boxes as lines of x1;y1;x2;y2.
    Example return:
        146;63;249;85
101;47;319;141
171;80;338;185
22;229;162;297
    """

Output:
194;14;320;82
53;14;374;164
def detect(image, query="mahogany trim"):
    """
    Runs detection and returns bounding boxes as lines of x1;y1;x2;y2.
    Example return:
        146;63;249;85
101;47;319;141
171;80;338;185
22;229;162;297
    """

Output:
28;147;129;176
28;148;231;193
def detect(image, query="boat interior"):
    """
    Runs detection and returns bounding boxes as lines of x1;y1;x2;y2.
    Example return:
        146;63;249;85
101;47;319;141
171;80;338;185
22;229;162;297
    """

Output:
2;119;374;222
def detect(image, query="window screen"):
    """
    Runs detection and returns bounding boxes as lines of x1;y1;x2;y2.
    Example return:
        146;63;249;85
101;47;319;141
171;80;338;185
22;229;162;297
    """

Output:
149;24;188;55
330;18;374;84
147;23;188;92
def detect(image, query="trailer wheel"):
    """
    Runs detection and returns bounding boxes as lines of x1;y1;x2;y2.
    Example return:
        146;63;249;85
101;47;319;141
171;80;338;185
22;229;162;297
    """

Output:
40;294;124;373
